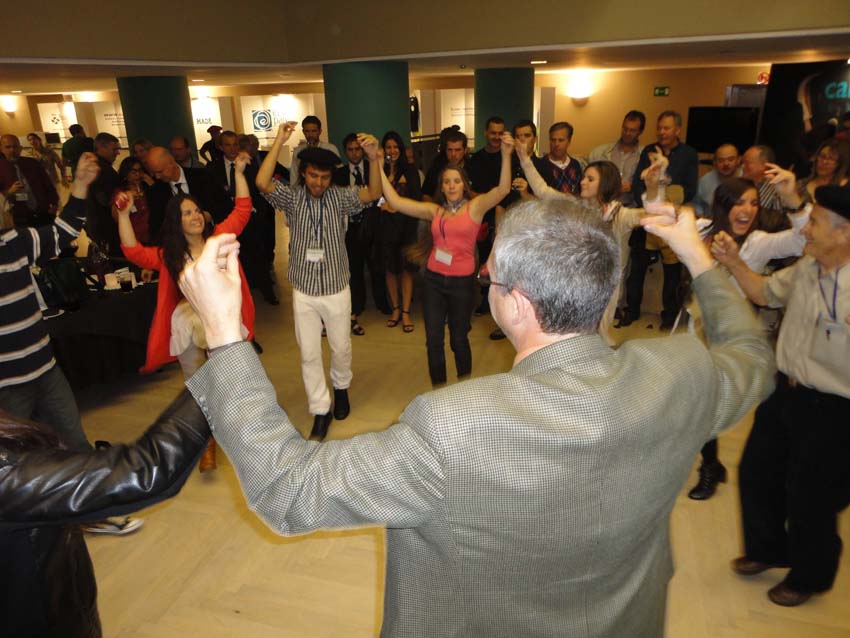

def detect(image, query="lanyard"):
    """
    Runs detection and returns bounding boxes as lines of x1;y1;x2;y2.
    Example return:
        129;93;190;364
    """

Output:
305;189;324;246
817;265;843;321
438;214;448;242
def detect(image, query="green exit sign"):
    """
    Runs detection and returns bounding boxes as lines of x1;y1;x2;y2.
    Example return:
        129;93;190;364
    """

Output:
654;86;671;97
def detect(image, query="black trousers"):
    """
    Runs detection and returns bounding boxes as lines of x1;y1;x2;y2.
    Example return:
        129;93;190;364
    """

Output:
739;375;850;592
624;228;682;323
345;219;386;316
422;270;475;385
238;211;274;295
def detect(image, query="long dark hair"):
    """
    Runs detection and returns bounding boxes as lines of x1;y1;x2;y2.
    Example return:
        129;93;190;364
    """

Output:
159;194;213;284
0;409;64;453
585;161;622;207
707;177;760;243
118;157;143;189
381;131;410;184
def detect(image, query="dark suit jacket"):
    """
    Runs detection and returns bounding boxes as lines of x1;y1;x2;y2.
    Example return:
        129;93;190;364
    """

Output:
86;156;121;253
0;156;59;223
147;168;230;240
206;158;272;218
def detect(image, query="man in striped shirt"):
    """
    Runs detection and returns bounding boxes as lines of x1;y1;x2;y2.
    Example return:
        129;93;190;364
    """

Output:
257;122;381;440
0;153;101;451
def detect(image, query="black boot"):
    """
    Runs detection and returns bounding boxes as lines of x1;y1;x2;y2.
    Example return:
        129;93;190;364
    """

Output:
333;388;350;420
688;460;727;500
310;412;333;441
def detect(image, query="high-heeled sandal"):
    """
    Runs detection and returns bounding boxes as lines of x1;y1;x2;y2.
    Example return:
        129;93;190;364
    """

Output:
401;310;414;333
386;306;401;327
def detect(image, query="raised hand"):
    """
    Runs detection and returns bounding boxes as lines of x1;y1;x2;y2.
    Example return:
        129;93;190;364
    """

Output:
235;151;251;173
710;230;741;266
113;191;134;217
178;233;244;349
277;121;299;144
73;153;100;187
764;162;800;207
641;205;713;277
500;132;515;155
357;133;379;161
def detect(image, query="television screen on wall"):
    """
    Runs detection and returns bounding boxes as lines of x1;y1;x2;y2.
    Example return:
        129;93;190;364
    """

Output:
685;107;760;154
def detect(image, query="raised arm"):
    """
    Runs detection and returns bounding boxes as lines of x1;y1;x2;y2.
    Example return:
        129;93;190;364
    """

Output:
380;169;438;221
641;146;667;203
256;121;297;194
0;390;209;527
358;133;382;204
114;191;139;248
516;140;572;202
216;152;254;236
469;132;514;221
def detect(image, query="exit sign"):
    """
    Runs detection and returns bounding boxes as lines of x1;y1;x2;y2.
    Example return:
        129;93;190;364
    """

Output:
654;86;671;97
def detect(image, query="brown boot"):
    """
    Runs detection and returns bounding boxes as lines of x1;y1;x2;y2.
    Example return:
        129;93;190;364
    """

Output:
199;438;217;472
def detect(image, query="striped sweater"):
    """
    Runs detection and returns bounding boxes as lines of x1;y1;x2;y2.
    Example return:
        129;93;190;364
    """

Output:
0;197;85;388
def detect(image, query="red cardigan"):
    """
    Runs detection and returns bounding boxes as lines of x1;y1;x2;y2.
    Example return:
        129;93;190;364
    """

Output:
122;197;256;374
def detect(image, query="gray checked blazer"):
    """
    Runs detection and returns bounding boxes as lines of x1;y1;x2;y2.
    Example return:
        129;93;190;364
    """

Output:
187;267;775;638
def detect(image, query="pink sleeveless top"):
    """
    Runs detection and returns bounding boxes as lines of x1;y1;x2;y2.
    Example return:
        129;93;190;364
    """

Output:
427;204;480;276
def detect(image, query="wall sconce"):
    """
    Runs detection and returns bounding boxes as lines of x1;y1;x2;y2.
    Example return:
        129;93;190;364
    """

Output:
1;95;18;114
565;70;595;106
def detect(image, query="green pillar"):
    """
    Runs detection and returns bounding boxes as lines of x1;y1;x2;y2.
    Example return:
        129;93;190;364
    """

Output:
117;76;195;148
323;61;410;153
474;68;534;151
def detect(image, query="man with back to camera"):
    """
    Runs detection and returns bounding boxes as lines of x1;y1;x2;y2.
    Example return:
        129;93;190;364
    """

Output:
588;110;646;206
288;116;340;186
177;191;774;637
256;122;381;441
712;183;850;608
693;143;741;217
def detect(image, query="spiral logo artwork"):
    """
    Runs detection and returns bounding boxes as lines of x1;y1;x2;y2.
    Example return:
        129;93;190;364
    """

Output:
252;110;273;131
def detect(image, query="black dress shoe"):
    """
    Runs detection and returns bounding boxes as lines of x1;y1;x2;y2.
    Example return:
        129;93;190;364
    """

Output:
310;412;333;441
614;314;636;329
687;460;727;500
768;581;812;607
333;388;350;420
489;327;506;340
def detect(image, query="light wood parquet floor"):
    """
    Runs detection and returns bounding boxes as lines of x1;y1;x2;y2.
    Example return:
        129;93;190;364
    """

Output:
77;224;850;637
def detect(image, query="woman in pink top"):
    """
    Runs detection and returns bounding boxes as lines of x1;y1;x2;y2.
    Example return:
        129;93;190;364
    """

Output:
380;132;513;385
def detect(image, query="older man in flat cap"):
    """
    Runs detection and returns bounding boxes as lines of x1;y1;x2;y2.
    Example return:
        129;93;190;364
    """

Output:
713;183;850;607
256;122;381;440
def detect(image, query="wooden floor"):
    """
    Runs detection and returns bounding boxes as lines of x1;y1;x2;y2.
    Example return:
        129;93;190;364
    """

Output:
78;227;850;637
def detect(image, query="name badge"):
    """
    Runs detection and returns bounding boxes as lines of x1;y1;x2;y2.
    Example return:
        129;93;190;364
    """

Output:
306;247;325;263
435;248;453;266
14;192;28;202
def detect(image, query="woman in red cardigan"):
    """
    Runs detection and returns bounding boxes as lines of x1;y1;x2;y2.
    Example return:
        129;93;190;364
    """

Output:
116;151;256;471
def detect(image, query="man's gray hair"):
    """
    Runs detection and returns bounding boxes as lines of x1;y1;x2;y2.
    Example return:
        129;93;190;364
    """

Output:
493;199;620;335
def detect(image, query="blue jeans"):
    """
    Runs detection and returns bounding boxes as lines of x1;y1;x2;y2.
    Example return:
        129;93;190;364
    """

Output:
0;364;90;452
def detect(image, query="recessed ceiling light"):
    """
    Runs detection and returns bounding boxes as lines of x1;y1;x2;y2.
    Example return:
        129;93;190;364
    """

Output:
11;90;22;94
191;79;205;82
530;60;548;65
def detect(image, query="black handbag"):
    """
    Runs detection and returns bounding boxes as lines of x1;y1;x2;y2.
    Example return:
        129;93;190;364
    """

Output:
35;258;89;310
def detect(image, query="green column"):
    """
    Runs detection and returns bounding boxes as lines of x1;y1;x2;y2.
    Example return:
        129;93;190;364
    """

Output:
117;76;195;148
474;68;534;151
323;61;410;153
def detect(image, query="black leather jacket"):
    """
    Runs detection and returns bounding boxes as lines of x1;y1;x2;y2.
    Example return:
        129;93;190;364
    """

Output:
0;390;209;638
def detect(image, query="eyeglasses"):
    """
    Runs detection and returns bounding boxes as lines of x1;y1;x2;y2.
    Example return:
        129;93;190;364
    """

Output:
477;272;507;288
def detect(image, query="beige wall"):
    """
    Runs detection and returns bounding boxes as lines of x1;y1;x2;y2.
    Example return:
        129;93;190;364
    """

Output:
0;95;35;137
4;2;848;65
539;66;768;157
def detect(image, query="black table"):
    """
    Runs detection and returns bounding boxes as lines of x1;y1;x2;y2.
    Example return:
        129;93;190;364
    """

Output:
45;283;158;389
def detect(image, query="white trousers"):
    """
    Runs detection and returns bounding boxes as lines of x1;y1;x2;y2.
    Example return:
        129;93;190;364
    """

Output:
292;286;352;415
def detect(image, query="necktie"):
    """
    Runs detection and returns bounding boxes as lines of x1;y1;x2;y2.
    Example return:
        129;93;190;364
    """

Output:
353;165;363;186
228;161;236;197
